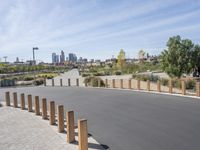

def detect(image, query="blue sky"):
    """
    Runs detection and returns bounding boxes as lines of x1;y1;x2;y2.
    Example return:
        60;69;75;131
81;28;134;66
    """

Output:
0;0;200;62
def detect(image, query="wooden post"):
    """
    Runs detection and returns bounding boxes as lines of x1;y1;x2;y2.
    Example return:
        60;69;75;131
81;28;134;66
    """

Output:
157;80;161;92
5;91;10;106
44;77;46;86
35;96;40;115
27;95;32;112
67;111;75;143
169;79;173;93
60;79;63;86
57;105;64;133
13;92;18;108
196;82;200;97
128;79;131;89
112;79;115;88
76;78;79;86
97;79;101;87
147;80;150;91
105;79;108;88
20;93;25;110
181;80;186;95
78;119;88;150
68;79;71;86
49;101;55;125
42;98;47;119
137;80;140;90
52;79;55;86
120;79;123;89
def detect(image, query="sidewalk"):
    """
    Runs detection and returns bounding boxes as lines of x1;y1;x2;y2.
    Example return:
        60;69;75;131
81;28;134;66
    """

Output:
0;104;104;150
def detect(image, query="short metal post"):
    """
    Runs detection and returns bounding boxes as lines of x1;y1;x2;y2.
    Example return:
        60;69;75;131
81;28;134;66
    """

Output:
60;79;63;86
76;78;79;86
68;79;71;86
52;79;55;86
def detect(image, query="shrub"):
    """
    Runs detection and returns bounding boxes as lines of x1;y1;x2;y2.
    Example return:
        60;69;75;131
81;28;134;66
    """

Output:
115;71;122;75
186;80;196;89
161;78;169;86
84;76;105;87
23;76;34;81
33;78;44;86
132;74;159;83
82;73;91;77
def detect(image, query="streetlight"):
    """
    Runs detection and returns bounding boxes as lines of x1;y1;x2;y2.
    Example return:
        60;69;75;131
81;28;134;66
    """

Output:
33;47;39;65
32;47;39;85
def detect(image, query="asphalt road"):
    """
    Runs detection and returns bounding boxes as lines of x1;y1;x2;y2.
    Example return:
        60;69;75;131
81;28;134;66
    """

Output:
1;86;200;150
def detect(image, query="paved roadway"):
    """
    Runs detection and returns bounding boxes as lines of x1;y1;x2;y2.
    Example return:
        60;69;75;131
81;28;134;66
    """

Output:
1;86;200;150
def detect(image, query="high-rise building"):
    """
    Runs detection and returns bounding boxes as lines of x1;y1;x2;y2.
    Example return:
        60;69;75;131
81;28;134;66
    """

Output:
52;53;59;64
52;53;56;63
60;50;65;63
69;53;77;62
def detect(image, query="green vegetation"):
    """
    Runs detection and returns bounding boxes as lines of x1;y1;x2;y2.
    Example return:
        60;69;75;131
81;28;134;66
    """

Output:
161;35;200;78
84;76;105;87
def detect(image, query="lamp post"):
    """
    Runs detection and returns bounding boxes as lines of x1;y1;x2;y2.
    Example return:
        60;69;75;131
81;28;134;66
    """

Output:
32;47;39;85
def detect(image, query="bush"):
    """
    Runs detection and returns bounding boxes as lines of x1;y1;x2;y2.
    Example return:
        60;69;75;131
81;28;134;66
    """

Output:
33;79;44;86
115;71;122;75
132;74;160;83
84;76;105;87
186;80;196;89
23;76;34;81
82;73;91;77
161;78;169;86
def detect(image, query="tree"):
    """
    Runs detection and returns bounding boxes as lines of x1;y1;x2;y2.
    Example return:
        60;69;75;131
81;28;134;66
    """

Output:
117;49;126;69
161;35;194;78
138;49;146;62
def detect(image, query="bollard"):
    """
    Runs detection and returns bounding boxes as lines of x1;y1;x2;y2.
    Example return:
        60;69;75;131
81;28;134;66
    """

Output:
42;98;47;119
49;101;55;125
196;82;200;97
67;111;75;143
105;79;108;88
181;80;186;95
60;79;63;86
20;93;25;110
76;78;79;86
13;92;18;108
97;79;101;87
27;95;32;112
44;77;46;86
5;91;10;106
57;105;64;133
112;79;115;88
157;80;161;92
78;119;88;150
120;79;123;89
137;80;140;90
128;79;131;89
68;79;71;86
52;79;55;86
34;96;40;115
168;79;173;93
147;80;150;91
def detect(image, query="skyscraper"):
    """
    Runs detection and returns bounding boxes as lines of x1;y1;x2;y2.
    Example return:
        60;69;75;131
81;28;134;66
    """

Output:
52;53;59;64
52;53;56;63
60;50;65;63
69;53;77;62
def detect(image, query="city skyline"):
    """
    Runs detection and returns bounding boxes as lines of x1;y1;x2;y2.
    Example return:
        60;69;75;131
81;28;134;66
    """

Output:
0;0;200;62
